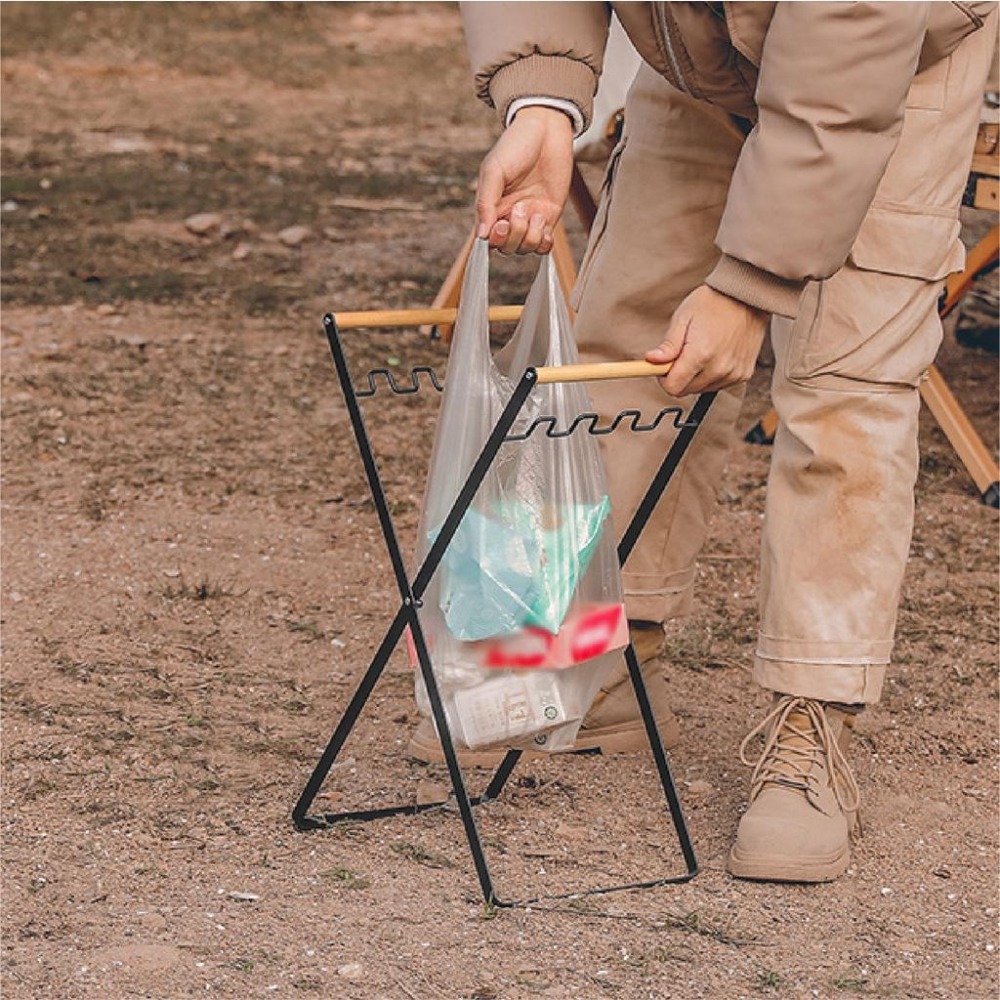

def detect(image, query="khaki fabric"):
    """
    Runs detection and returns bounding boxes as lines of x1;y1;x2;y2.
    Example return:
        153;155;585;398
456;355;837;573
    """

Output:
461;1;995;314
571;19;996;704
572;68;746;621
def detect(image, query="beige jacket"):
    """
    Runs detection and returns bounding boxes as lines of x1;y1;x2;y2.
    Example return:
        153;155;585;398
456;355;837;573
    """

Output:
462;1;995;315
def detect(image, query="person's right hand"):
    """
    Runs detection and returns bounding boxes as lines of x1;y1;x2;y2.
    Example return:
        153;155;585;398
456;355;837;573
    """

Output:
476;106;575;255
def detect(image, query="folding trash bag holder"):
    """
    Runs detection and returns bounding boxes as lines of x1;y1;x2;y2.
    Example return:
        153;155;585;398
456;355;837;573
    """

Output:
292;306;718;908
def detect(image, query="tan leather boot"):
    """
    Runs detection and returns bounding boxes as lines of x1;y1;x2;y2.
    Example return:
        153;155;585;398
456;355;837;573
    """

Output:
406;623;680;766
727;695;860;883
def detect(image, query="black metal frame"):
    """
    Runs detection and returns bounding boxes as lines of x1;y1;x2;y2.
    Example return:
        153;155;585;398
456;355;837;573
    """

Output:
292;313;718;908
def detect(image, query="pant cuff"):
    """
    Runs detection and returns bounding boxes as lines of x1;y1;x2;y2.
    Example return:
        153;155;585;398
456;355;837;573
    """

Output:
753;655;887;704
623;569;695;625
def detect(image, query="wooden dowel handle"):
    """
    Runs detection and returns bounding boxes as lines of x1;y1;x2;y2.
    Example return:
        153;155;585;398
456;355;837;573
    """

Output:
534;360;672;384
331;309;673;382
334;305;523;329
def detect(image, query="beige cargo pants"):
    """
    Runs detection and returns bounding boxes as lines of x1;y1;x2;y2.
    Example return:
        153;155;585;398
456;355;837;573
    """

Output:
572;25;995;705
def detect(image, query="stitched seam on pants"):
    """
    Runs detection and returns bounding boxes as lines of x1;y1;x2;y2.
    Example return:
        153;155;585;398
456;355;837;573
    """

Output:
754;650;891;666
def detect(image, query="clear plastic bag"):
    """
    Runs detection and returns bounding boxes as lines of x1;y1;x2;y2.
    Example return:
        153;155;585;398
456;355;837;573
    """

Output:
412;240;626;753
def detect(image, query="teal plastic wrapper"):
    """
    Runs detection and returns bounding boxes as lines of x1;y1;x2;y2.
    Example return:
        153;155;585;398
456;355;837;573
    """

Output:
433;496;611;641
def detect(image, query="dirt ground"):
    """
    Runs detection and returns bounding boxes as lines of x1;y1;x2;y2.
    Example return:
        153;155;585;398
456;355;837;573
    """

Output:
2;4;998;999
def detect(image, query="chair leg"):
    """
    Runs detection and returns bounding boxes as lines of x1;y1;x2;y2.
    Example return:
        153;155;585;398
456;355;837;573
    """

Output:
744;407;779;445
940;224;999;318
920;364;999;507
550;221;578;308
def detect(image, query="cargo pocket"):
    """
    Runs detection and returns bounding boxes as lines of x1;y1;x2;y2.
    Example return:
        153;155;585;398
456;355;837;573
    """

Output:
782;208;962;390
905;52;950;112
570;137;627;311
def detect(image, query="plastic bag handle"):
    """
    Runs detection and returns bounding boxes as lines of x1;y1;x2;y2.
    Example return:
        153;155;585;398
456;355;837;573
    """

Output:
534;360;673;384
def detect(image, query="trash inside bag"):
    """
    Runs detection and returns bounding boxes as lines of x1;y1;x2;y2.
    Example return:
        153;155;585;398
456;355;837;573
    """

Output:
434;497;611;640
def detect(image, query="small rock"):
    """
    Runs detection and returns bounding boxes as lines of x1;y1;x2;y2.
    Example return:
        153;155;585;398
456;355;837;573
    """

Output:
2;200;19;212
227;891;259;902
184;212;223;236
337;962;364;980
278;224;313;247
686;779;716;799
231;242;252;261
96;303;119;316
415;780;449;806
138;912;167;931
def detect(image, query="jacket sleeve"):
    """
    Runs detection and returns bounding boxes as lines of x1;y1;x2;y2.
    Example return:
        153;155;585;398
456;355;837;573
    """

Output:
460;2;611;132
707;2;931;316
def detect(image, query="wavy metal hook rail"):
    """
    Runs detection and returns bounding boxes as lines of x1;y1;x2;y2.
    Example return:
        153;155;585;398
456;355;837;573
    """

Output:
354;366;445;397
351;367;695;441
504;406;694;441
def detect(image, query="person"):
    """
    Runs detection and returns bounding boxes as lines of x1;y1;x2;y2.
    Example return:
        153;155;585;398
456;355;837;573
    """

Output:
409;2;998;883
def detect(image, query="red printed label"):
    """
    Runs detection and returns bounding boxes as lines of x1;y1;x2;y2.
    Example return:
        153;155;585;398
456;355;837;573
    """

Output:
410;603;628;671
570;604;625;662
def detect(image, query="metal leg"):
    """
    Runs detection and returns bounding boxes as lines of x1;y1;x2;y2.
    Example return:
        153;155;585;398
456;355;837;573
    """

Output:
294;317;538;904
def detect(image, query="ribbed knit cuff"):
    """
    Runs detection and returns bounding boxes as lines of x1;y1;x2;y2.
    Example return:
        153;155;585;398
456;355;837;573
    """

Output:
705;254;807;318
487;54;597;133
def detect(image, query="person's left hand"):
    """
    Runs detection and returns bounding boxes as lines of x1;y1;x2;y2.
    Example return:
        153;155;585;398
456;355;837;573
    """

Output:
645;284;769;396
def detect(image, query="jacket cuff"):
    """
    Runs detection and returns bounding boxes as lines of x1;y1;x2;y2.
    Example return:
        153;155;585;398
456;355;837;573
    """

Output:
487;54;596;132
705;254;807;318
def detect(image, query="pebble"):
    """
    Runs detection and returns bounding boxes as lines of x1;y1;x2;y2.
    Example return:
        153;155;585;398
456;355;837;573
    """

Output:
227;891;259;902
686;779;716;799
337;962;364;980
184;212;223;235
415;780;449;806
278;224;312;247
2;200;19;212
231;242;252;261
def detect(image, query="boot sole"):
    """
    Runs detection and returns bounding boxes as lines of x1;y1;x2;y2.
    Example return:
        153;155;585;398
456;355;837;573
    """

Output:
726;842;850;883
407;715;681;768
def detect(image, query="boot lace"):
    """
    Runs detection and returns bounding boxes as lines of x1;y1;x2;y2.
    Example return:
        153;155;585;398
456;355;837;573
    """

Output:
738;696;860;813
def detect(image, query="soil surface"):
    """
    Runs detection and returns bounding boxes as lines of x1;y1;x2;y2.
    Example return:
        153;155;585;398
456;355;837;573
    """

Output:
2;5;998;1000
